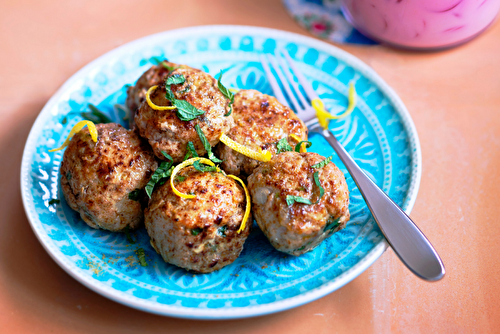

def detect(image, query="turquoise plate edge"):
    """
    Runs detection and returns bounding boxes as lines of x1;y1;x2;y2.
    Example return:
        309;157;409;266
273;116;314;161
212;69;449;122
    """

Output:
20;25;421;319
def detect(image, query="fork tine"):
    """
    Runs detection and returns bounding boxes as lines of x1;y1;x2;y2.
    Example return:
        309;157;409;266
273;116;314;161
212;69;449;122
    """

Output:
276;53;309;108
268;54;304;113
260;55;289;107
281;50;320;102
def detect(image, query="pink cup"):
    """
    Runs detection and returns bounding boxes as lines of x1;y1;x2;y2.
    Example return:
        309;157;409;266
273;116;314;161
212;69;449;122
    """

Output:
341;0;500;50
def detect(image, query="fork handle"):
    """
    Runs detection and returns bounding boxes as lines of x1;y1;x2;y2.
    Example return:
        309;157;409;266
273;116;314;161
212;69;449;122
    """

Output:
314;126;445;281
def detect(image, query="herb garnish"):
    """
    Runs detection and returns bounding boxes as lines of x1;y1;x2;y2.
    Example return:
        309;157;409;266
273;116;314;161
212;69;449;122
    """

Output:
193;160;218;173
128;189;143;201
195;124;223;163
186;142;199;159
286;172;324;206
175;175;186;182
295;141;312;153
217;70;235;117
145;151;174;198
311;155;333;169
276;137;293;154
81;104;112;124
124;226;136;244
313;171;325;201
135;248;147;266
166;74;185;86
218;225;227;237
48;199;60;205
150;56;164;65
286;195;313;206
164;74;206;121
161;63;178;71
191;228;203;236
324;217;340;232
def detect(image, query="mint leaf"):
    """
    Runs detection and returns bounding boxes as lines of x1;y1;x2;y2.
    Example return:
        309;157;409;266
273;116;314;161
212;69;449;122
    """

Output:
124;226;136;244
313;171;324;202
145;152;174;198
324;217;340;232
312;155;333;169
286;195;313;206
217;70;234;101
82;104;112;124
194;124;223;163
166;74;186;86
163;74;206;121
276;137;293;154
161;63;177;71
193;160;218;173
135;248;147;266
191;228;203;236
218;225;227;237
217;70;235;117
186;141;199;159
128;189;143;201
172;99;206;121
294;140;312;152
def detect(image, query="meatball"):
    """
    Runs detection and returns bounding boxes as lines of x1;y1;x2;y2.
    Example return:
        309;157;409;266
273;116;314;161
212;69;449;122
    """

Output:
247;151;350;256
134;65;234;163
126;61;190;130
145;166;251;273
215;89;308;178
60;123;157;231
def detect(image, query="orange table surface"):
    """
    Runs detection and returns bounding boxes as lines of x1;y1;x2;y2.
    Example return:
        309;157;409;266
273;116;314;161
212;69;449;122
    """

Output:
1;0;499;333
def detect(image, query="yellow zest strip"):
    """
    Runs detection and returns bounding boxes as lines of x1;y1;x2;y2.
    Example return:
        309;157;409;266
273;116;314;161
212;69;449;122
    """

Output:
312;82;357;130
49;120;98;152
228;88;240;93
170;157;215;199
227;174;251;234
146;85;176;110
219;134;272;162
289;133;307;153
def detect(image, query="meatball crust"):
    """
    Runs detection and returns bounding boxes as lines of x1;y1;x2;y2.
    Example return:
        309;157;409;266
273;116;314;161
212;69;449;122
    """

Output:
247;152;350;256
145;167;251;273
60;123;158;231
134;65;234;162
126;61;189;130
215;90;308;178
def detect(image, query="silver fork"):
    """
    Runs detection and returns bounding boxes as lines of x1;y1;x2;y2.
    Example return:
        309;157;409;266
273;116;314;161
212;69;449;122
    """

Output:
260;51;445;281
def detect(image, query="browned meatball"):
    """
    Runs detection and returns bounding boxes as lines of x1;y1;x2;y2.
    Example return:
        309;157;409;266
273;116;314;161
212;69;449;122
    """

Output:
60;123;157;231
126;61;190;130
215;90;308;178
145;166;251;273
134;65;234;162
247;152;350;256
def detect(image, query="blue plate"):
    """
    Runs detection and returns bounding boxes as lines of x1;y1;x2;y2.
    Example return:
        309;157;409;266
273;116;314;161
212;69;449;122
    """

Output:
21;25;421;319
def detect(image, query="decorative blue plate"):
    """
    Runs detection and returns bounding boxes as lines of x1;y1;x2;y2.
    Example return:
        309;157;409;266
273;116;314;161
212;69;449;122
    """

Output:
21;25;421;319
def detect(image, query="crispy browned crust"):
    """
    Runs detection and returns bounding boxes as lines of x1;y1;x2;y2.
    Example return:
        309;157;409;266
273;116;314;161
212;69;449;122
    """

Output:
247;151;350;256
215;89;308;178
60;123;158;231
134;64;234;162
145;167;251;273
126;61;190;130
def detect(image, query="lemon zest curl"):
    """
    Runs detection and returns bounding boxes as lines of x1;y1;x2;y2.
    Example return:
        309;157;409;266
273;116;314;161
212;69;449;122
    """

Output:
219;134;271;162
49;120;98;152
146;85;176;111
227;174;251;234
312;82;356;130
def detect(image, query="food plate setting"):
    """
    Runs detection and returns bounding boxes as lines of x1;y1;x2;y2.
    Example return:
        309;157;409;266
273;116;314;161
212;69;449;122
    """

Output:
21;25;421;319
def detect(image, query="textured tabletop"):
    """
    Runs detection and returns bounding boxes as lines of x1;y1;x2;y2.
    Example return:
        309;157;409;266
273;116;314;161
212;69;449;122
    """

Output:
1;0;499;332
